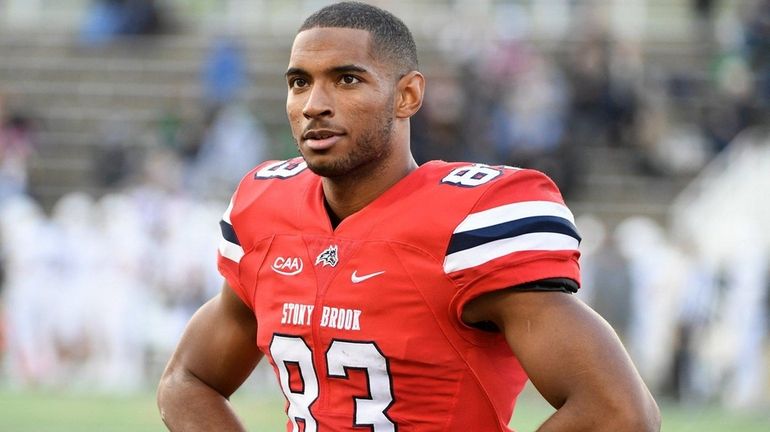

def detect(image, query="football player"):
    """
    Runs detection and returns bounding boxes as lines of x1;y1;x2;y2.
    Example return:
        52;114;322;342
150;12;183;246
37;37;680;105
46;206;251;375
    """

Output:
158;2;660;431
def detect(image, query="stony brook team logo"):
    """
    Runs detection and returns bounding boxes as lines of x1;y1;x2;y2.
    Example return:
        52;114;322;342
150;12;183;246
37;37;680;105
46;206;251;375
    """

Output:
271;256;304;276
315;245;339;267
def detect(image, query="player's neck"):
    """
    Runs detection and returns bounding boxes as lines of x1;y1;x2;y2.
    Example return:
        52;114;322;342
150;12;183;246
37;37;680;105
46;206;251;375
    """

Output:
322;152;417;225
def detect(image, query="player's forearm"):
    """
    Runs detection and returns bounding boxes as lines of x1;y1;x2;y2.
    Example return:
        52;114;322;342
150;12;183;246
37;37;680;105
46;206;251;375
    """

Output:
157;369;247;432
535;393;660;432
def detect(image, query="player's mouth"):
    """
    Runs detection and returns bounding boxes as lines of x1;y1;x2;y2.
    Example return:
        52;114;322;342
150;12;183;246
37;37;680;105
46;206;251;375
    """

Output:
303;129;345;151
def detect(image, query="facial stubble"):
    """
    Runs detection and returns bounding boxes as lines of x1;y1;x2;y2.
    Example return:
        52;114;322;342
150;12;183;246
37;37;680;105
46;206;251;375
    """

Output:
296;100;395;180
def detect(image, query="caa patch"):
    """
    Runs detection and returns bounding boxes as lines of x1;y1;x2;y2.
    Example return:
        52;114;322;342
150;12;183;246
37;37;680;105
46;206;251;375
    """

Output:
442;164;503;187
271;256;304;276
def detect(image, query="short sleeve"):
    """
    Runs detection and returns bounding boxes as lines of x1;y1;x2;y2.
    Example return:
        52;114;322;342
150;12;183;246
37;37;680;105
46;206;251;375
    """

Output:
445;169;581;321
216;194;253;309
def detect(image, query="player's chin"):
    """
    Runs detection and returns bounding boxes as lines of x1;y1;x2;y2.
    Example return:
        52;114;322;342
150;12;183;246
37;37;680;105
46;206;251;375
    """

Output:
304;157;346;178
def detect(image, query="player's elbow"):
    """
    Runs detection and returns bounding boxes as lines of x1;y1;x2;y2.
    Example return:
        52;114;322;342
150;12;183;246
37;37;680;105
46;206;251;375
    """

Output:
614;404;661;432
639;394;662;432
156;363;189;420
156;367;176;418
604;391;661;432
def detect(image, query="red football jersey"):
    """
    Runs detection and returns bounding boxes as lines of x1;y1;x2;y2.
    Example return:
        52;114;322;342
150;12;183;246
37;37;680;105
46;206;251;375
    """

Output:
217;159;581;432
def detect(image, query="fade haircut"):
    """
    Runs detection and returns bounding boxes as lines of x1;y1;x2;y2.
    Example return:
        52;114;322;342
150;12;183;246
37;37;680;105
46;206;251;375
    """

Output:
298;1;418;76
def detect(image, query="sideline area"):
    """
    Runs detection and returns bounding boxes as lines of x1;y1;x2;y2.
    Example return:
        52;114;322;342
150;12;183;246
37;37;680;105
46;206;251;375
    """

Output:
1;385;768;431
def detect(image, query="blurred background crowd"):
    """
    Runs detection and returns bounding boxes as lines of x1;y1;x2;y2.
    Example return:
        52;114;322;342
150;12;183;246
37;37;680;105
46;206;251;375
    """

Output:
0;0;768;413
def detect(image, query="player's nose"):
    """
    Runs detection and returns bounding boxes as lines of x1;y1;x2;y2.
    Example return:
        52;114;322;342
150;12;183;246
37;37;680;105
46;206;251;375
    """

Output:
302;83;334;119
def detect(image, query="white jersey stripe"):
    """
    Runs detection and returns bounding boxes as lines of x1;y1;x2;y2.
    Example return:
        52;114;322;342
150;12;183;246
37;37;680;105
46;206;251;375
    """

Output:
443;232;579;273
223;197;235;224
219;196;242;263
454;201;575;234
219;238;244;263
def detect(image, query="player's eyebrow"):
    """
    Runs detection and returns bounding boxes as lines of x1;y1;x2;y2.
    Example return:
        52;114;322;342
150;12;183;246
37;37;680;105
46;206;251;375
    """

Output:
285;67;309;79
285;64;369;78
329;64;368;75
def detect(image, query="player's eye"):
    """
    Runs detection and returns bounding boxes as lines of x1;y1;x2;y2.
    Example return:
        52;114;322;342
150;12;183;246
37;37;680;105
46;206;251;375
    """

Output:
339;75;360;85
289;78;309;89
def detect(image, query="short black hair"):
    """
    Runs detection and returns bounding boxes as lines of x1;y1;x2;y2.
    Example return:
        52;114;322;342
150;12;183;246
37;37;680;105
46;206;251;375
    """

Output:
298;1;418;75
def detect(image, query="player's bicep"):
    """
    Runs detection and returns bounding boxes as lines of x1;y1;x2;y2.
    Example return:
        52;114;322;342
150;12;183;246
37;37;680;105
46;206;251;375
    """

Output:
469;290;647;409
165;281;262;398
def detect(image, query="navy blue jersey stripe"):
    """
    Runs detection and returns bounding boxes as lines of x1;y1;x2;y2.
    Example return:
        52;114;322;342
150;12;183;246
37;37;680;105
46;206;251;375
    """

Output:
447;216;581;255
220;220;241;246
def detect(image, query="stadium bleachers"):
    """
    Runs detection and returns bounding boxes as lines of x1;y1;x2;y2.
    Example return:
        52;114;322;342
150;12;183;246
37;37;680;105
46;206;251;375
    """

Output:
0;1;721;224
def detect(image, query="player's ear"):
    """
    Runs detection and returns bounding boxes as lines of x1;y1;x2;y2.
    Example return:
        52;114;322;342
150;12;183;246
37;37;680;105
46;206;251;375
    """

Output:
395;71;425;119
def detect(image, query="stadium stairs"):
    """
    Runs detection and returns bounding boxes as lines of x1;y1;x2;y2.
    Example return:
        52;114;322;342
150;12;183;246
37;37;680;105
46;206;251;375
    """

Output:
0;29;705;228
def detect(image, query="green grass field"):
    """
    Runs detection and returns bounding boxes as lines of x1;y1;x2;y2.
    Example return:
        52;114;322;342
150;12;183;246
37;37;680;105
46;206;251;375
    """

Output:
0;386;768;431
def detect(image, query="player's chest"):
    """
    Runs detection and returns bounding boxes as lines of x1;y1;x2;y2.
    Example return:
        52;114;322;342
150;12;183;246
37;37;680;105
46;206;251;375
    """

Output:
240;234;449;349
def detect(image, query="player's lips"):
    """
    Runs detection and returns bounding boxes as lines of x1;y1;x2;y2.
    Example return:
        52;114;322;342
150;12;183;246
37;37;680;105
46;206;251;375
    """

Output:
302;129;346;150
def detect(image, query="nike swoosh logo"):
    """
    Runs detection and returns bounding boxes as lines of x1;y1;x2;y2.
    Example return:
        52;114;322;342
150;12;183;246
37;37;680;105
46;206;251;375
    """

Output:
351;270;385;284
